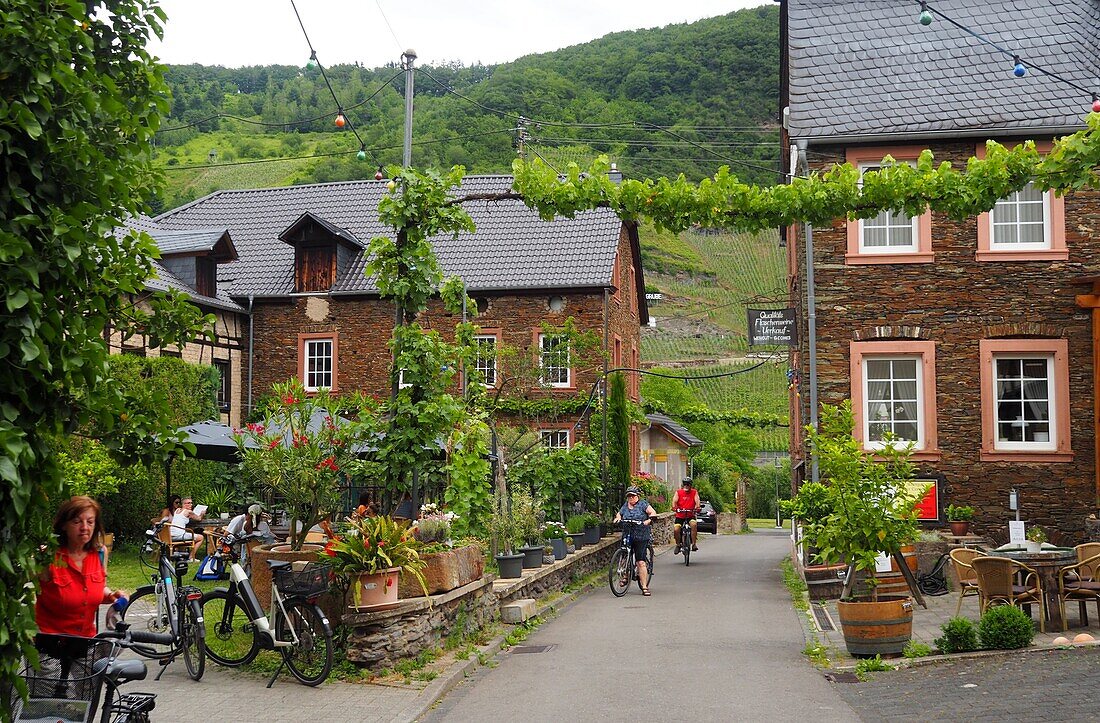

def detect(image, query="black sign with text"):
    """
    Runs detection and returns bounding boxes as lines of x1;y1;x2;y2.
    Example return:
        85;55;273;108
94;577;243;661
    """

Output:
747;308;797;346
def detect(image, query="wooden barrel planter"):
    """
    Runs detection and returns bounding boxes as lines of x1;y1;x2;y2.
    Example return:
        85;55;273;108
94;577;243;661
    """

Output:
837;595;913;657
804;564;847;601
853;544;919;598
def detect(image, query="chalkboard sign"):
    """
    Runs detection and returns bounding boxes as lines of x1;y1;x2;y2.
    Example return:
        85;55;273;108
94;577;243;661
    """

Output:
747;308;797;346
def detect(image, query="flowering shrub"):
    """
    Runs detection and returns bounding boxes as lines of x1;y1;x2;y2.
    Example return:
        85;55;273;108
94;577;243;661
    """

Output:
234;379;374;550
632;472;670;512
541;521;568;539
323;515;428;601
413;508;456;546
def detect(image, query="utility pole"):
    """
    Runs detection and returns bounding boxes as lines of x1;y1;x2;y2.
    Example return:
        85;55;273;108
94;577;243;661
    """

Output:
516;116;528;160
795;141;820;483
402;49;416;167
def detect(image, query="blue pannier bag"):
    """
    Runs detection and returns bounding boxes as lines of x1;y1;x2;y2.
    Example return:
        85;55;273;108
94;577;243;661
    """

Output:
194;554;227;581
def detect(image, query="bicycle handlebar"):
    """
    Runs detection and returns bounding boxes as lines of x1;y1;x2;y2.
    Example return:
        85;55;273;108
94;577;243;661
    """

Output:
619;518;646;525
98;624;175;648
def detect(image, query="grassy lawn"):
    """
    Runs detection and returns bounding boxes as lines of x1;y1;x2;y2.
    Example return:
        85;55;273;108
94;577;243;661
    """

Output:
747;518;792;530
106;547;225;596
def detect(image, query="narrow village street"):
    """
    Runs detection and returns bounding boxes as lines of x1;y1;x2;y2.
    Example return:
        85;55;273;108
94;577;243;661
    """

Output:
422;529;857;722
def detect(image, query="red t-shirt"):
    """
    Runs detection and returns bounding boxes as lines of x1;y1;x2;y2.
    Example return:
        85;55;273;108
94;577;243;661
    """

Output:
36;549;106;637
674;488;699;519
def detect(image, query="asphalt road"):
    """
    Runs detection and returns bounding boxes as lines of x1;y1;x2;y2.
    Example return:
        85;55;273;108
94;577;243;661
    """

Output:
421;528;858;722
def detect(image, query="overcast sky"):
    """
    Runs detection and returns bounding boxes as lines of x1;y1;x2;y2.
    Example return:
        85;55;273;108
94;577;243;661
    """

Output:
148;1;770;69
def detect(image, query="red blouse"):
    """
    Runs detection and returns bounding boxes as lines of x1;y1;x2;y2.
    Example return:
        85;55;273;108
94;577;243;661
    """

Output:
36;549;107;637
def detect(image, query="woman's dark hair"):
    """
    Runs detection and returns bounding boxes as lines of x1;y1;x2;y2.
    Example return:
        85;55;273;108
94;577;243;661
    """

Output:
168;494;182;509
54;496;105;552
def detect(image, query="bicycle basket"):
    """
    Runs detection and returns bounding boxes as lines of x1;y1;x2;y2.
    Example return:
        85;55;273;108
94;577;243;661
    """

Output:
273;562;332;598
13;637;115;723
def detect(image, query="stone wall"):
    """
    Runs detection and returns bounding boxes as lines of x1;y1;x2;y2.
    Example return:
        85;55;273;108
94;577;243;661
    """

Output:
495;536;619;604
790;139;1100;542
343;576;498;671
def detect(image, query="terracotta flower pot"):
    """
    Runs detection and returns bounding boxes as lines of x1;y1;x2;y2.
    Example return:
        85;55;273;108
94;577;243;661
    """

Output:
948;520;971;536
351;568;400;609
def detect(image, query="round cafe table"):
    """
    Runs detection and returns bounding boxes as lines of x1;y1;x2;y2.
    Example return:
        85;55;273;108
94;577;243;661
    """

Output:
989;547;1076;631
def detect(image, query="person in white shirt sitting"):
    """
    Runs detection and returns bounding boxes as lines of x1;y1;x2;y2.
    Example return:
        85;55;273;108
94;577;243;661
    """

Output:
170;498;205;562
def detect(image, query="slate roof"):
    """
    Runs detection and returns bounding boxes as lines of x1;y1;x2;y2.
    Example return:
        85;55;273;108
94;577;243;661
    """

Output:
787;0;1099;142
279;212;364;249
646;413;704;448
151;176;625;299
148;228;235;258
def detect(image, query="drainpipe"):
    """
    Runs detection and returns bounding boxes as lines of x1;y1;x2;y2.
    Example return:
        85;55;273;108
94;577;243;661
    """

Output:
795;141;820;483
247;294;254;417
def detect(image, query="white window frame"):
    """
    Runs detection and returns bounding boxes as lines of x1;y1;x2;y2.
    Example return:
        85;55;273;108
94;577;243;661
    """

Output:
303;338;333;391
473;335;498;387
539;333;571;388
653;459;668;482
541;429;570;450
992;354;1056;452
858;162;919;254
989;182;1051;250
862;355;924;451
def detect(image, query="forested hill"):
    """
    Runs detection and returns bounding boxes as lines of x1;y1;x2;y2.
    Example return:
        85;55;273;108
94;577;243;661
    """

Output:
155;4;779;208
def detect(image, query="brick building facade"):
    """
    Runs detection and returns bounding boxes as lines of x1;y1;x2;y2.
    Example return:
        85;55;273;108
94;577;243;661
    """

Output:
782;0;1100;539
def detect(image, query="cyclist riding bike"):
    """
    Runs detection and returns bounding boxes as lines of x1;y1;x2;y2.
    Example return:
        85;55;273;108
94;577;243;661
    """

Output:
613;485;657;596
673;477;702;555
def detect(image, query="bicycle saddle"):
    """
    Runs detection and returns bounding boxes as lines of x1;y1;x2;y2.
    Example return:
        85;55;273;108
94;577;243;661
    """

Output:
267;560;292;570
106;659;148;683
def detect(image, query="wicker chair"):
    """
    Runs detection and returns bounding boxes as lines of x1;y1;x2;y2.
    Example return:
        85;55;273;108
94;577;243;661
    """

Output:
1059;550;1100;630
949;547;982;616
971;555;1045;633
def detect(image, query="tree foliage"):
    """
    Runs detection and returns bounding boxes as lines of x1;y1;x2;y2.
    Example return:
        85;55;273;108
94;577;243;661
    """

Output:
607;373;631;496
0;2;215;715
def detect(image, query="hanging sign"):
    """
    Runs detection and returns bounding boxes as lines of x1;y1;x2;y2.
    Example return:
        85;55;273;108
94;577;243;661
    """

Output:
906;478;939;521
747;308;798;346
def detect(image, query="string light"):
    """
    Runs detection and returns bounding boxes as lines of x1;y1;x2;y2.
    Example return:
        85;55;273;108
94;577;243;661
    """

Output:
306;50;317;70
374;166;385;180
915;1;1097;113
918;2;933;25
356;146;367;161
334;112;346;128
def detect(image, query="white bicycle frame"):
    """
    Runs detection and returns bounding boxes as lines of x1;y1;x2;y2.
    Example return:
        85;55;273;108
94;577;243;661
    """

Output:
225;559;300;649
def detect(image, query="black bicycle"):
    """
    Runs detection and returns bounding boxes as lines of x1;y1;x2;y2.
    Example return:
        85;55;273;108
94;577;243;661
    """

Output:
608;519;654;597
119;525;206;681
14;624;174;723
674;509;697;566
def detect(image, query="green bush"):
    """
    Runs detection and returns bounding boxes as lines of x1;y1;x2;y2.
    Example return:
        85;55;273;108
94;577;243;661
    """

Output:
565;514;587;534
695;478;724;513
978;606;1035;650
934;616;979;653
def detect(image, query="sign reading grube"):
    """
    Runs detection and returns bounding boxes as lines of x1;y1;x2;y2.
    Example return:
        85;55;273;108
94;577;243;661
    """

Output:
747;308;797;346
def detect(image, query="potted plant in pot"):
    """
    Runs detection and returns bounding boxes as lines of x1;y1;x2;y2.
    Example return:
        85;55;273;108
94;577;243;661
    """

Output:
581;512;601;545
564;535;576;554
542;521;568;560
1025;525;1048;552
490;489;523;578
512;487;545;569
945;504;975;537
801;401;924;657
325;514;428;609
566;514;587;550
205;484;238;520
782;480;844;600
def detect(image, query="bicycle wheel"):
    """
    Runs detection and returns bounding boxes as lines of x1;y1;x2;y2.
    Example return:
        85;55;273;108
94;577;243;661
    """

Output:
180;600;206;681
276;600;333;686
121;588;173;660
608;548;631;597
683;538;691;567
201;589;260;667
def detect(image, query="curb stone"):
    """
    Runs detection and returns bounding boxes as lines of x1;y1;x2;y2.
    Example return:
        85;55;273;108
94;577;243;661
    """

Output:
391;546;670;722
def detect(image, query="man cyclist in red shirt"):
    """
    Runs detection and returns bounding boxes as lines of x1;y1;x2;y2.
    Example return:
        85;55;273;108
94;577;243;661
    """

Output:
673;477;701;555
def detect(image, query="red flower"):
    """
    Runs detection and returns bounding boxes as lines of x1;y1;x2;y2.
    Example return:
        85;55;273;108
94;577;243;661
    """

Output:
378;540;385;547
247;422;266;434
323;542;337;557
267;439;280;449
386;576;393;587
283;394;299;405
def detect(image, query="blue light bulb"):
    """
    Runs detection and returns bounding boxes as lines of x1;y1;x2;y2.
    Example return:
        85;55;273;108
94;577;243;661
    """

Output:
919;9;933;25
1013;62;1026;77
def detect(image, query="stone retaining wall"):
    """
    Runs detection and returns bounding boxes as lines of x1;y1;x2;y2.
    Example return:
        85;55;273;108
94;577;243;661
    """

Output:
343;576;498;671
495;536;618;604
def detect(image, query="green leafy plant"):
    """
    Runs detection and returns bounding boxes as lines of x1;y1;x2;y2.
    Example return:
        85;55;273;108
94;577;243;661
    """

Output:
1026;526;1047;544
854;655;895;680
565;514;588;535
511;487;545;547
205;484;237;516
799;401;923;600
489;489;520;556
541;521;568;539
324;515;428;602
413;511;455;546
903;641;933;659
934;616;979;654
945;504;975;522
978;605;1036;650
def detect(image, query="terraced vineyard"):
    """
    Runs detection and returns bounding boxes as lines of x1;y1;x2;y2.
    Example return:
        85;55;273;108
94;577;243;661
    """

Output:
640;225;790;452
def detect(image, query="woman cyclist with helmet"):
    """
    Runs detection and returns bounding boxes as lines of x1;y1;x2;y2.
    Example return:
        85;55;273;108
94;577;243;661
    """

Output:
613;485;657;596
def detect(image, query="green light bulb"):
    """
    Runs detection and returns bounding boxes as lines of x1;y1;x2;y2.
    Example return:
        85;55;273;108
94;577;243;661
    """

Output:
919;9;933;25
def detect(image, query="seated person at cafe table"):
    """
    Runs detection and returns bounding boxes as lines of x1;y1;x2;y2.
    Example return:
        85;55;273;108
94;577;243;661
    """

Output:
170;497;206;562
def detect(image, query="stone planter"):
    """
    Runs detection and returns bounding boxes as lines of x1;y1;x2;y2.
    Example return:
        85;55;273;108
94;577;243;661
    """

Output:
250;543;326;610
570;534;585;551
565;542;576;554
496;553;524;579
584;526;600;545
542;553;556;565
549;538;567;560
398;545;485;598
519;545;543;569
350;568;400;610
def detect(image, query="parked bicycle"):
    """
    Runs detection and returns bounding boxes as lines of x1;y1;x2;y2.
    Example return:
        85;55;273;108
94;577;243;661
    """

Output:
119;524;206;681
14;623;174;723
200;531;335;687
674;508;696;566
608;519;654;597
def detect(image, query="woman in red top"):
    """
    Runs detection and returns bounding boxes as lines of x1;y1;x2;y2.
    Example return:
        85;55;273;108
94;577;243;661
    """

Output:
36;496;126;638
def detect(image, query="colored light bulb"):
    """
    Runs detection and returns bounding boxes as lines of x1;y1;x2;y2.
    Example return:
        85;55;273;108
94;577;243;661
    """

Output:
1092;98;1100;113
306;51;318;70
374;169;385;180
1013;62;1026;78
335;113;346;128
919;9;933;25
356;149;367;161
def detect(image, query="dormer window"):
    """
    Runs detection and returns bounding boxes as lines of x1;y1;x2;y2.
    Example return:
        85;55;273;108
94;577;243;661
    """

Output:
279;212;365;294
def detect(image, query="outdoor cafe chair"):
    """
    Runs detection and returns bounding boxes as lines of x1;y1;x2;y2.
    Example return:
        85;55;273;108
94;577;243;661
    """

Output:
971;555;1045;633
949;547;981;616
156;523;196;557
1058;551;1100;630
